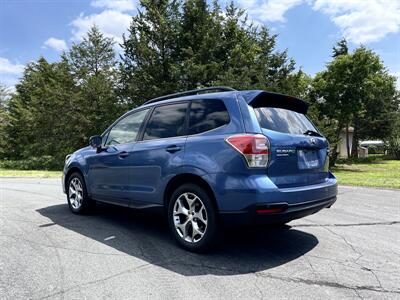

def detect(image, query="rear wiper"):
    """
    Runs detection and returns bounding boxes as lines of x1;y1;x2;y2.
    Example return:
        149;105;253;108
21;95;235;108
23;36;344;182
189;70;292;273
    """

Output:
303;130;323;137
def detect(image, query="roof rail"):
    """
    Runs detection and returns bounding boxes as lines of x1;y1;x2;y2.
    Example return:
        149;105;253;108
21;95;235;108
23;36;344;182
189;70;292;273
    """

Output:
143;86;236;105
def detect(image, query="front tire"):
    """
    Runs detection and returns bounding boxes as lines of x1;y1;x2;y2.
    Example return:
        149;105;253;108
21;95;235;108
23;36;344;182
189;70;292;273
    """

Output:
167;184;219;252
67;172;94;214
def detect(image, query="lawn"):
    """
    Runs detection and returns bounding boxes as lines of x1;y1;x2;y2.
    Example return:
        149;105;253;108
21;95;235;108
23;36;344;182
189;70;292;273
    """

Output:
0;169;62;178
332;158;400;189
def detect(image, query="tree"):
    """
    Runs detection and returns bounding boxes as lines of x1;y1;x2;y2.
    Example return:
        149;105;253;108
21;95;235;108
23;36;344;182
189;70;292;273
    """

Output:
66;26;122;136
214;3;297;92
0;83;10;122
120;0;300;105
349;49;398;156
0;83;11;158
2;1;308;168
311;44;399;161
387;109;400;159
120;0;182;106
332;38;348;57
179;0;225;89
4;58;82;165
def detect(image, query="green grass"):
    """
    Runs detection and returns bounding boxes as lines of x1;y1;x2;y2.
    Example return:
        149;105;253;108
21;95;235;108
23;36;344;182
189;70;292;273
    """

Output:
332;157;400;189
0;168;62;177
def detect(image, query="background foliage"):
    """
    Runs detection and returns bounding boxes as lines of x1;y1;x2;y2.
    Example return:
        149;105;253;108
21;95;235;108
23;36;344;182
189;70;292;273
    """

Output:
0;0;399;170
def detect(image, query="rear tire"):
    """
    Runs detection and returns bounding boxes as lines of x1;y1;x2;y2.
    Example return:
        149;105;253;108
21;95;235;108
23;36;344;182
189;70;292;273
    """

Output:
167;184;219;252
67;172;94;214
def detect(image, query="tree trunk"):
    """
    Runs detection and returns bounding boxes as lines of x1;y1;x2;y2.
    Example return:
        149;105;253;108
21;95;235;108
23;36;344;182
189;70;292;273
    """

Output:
345;124;351;158
351;119;359;158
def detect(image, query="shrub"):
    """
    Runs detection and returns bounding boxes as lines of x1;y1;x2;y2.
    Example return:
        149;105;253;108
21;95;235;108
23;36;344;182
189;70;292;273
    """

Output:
0;156;63;170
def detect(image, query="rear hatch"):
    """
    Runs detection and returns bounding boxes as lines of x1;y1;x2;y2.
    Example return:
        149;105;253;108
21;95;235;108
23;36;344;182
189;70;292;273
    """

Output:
245;91;330;188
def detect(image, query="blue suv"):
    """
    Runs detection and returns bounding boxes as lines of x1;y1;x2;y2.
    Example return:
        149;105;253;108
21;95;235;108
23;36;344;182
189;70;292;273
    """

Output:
63;87;337;251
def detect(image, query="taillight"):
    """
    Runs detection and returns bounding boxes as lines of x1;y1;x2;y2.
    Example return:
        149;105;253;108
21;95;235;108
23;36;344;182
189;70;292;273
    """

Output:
226;134;270;168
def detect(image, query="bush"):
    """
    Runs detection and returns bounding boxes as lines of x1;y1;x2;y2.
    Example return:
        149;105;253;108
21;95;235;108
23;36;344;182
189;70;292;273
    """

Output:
0;156;63;170
336;154;391;164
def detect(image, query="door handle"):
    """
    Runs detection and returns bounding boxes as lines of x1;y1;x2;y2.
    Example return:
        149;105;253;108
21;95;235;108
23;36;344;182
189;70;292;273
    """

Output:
166;145;181;153
118;151;130;158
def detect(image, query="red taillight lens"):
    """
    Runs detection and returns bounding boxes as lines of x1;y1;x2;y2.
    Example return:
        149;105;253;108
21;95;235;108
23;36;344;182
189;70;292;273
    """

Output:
226;134;270;168
256;208;283;214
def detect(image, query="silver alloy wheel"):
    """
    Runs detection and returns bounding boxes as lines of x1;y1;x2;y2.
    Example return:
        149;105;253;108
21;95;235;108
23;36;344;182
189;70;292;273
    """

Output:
173;192;208;243
69;177;83;209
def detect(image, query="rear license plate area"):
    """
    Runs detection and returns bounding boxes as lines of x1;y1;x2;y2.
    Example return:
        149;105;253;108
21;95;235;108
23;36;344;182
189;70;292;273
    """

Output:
298;149;320;169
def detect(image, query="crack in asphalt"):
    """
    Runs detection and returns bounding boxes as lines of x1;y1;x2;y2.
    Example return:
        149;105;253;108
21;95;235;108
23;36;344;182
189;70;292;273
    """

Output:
2;181;399;299
253;272;400;295
312;220;363;260
4;227;399;299
306;219;391;294
0;234;128;257
34;262;154;300
158;260;400;295
303;254;318;279
292;221;400;227
40;228;66;300
32;258;400;300
306;254;399;276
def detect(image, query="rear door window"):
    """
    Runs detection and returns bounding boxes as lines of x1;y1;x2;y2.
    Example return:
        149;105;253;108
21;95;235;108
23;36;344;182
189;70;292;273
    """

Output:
143;102;188;140
188;99;230;135
254;107;316;135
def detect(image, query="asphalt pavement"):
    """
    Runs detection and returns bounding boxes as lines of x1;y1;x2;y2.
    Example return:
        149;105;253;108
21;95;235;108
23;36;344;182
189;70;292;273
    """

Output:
0;178;399;299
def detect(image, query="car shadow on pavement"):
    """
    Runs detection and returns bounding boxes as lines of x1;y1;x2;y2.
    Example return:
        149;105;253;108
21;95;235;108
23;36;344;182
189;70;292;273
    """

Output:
37;202;318;276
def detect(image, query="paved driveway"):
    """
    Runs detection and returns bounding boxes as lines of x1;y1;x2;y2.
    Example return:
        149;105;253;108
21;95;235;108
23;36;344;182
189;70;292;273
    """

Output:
0;178;399;299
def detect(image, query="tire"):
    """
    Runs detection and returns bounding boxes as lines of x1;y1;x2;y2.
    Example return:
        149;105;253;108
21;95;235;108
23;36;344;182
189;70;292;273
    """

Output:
167;183;219;252
66;172;94;214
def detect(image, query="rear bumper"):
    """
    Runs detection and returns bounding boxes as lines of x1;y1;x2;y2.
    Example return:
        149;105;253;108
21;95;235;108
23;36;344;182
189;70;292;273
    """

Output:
203;171;338;211
202;171;338;227
220;196;336;227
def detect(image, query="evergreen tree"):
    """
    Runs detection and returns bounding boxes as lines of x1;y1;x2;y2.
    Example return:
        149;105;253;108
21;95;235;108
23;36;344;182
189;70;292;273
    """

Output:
5;58;81;165
120;0;182;106
332;38;348;57
179;0;224;89
120;0;300;105
0;83;11;158
66;26;122;135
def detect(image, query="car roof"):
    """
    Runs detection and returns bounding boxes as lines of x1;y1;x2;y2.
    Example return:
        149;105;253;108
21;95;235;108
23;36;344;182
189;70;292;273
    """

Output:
137;88;308;114
138;90;237;109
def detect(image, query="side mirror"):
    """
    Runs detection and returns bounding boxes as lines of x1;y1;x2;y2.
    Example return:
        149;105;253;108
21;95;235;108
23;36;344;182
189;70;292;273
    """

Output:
89;135;102;149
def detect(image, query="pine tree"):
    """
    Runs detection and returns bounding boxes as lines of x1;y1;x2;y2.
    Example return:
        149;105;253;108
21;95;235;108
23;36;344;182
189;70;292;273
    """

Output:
0;83;11;158
5;58;81;165
120;0;182;106
332;38;348;57
120;0;300;104
66;26;122;136
180;0;224;89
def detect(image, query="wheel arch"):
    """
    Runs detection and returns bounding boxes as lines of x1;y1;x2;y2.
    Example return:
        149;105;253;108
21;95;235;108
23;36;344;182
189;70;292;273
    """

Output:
164;173;219;211
64;167;86;193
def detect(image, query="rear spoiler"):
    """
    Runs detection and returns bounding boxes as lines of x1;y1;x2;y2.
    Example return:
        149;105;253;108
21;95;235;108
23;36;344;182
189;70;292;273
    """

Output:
239;90;309;114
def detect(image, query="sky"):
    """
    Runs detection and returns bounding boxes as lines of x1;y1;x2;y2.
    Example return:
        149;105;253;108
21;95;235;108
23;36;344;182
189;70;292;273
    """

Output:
0;0;399;90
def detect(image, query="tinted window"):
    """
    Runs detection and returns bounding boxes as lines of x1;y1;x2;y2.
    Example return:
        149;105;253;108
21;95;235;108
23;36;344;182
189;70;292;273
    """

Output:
188;100;230;135
143;103;188;140
254;107;317;135
106;109;149;145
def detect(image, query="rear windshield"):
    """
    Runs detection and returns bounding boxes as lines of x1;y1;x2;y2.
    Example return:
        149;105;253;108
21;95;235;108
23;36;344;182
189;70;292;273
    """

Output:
254;107;317;135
